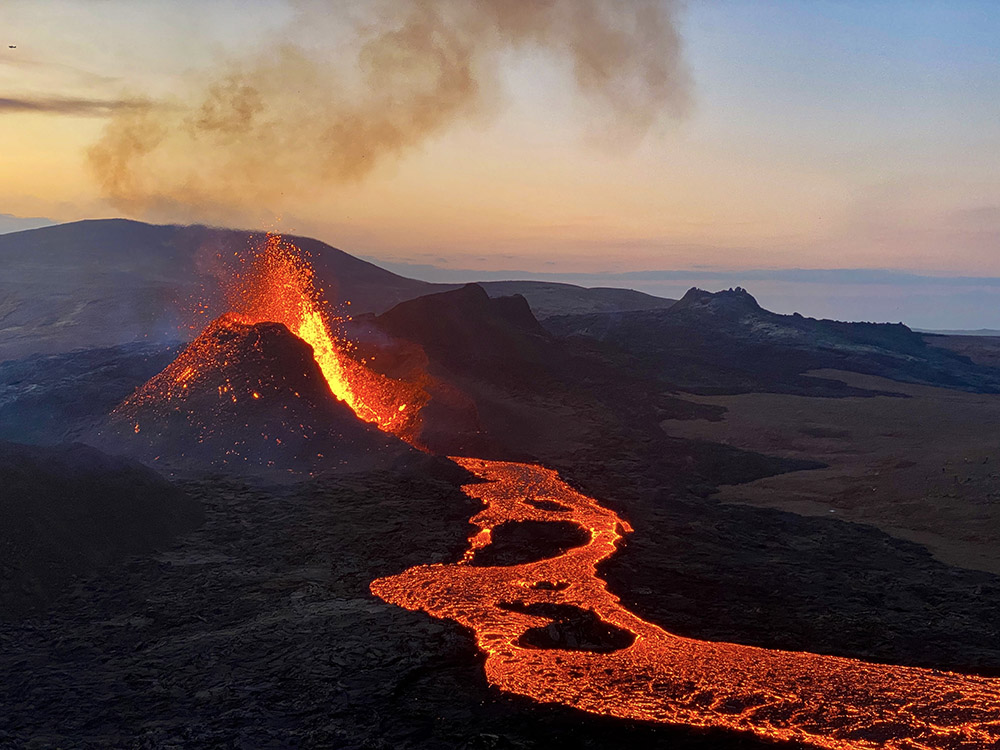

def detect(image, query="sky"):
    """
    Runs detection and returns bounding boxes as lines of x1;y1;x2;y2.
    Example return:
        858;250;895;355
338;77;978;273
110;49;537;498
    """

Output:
2;1;1000;326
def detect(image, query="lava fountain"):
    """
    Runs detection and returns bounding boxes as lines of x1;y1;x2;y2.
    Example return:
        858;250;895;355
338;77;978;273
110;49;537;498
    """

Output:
219;233;425;438
114;233;426;447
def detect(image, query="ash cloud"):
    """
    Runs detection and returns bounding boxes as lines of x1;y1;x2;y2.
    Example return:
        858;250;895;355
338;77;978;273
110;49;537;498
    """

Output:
88;0;691;220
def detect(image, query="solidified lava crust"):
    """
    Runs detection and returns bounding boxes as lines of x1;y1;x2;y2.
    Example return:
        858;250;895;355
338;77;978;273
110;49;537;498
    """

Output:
371;458;1000;750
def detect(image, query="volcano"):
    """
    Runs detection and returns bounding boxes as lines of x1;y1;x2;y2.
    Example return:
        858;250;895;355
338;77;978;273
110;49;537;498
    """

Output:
7;227;1000;750
98;315;419;474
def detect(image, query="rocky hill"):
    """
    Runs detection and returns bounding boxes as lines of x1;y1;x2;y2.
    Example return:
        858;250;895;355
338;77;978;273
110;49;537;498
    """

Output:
546;286;1000;396
346;285;807;496
95;316;423;476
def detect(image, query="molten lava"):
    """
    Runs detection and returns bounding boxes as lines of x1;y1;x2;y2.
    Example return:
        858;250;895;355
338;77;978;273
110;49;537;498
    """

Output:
108;316;412;471
372;459;1000;750
222;233;426;438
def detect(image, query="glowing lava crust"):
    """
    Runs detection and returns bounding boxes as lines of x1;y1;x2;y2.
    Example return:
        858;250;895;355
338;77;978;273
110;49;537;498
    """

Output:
221;233;426;439
371;459;1000;750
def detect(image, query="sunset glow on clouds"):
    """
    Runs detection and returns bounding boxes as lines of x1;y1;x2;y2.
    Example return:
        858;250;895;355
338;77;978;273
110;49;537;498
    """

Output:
1;0;998;280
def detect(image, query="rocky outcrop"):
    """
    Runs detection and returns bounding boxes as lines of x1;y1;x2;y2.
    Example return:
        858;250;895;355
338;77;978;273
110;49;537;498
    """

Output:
546;287;1000;396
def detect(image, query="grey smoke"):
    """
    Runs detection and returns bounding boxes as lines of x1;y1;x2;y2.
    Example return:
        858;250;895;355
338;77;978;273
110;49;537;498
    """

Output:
88;0;691;219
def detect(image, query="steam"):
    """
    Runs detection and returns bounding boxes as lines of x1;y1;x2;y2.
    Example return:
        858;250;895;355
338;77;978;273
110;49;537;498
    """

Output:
89;0;690;219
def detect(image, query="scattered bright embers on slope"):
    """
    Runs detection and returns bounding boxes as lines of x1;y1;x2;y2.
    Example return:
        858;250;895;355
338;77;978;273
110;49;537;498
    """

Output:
371;459;1000;750
117;233;426;445
222;234;424;437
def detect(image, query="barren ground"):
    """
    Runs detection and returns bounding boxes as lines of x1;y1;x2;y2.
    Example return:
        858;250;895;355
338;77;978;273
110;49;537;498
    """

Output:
663;368;1000;575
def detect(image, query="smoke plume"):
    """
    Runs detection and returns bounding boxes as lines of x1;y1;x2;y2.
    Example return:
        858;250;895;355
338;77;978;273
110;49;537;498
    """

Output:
89;0;690;219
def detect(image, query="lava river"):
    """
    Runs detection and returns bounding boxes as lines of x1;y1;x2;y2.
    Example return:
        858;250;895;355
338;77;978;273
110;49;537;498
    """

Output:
370;458;1000;750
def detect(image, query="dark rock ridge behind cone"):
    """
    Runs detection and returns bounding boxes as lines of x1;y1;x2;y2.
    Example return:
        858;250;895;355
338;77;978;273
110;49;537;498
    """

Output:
376;283;550;375
369;284;565;456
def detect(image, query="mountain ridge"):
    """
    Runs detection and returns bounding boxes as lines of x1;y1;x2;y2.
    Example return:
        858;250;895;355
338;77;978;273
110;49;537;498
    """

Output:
0;219;675;360
545;286;1000;396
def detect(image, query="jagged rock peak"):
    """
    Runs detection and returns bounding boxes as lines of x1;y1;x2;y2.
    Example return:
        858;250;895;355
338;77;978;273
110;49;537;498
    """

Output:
671;286;763;315
378;283;546;341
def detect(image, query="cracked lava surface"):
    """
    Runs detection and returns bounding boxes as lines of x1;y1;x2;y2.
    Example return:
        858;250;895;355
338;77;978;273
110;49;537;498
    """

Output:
370;458;1000;750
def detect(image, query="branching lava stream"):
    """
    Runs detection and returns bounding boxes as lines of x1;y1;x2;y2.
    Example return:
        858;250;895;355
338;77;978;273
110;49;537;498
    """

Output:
370;459;1000;749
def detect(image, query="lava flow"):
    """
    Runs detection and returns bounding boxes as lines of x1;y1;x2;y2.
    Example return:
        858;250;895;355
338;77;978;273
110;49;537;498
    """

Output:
371;459;1000;749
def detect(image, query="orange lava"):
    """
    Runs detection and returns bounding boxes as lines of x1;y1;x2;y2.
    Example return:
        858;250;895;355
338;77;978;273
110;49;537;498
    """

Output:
371;459;1000;749
120;314;255;411
216;234;425;439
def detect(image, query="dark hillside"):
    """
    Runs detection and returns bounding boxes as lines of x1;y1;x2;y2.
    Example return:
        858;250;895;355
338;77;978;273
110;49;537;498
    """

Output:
546;287;1000;395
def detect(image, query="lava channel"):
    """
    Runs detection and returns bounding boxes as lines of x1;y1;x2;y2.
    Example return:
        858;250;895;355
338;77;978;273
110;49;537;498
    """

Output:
371;458;1000;750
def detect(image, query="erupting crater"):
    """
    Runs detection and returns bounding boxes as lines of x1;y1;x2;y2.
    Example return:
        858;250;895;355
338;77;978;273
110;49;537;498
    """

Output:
219;233;427;440
102;315;412;472
105;234;431;470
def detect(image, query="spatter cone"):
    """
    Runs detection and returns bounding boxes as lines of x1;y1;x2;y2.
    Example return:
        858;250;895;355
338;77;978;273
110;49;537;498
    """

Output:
100;315;415;474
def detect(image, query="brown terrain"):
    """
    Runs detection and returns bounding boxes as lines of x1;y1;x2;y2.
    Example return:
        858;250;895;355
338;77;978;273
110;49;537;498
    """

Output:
664;366;1000;575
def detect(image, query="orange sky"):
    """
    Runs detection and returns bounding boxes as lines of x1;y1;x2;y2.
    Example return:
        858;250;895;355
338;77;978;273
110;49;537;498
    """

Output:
2;1;999;276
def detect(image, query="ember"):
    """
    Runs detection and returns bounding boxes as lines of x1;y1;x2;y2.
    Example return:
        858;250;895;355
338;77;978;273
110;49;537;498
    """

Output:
222;233;426;438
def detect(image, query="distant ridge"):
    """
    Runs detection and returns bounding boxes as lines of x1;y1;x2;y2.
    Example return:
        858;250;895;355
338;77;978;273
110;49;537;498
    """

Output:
917;329;1000;337
478;280;674;319
668;286;762;315
0;219;678;359
545;286;1000;396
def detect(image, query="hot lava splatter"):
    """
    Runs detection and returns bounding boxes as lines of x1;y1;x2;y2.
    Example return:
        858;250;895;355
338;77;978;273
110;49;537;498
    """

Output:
371;459;1000;749
220;233;426;438
123;233;426;444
